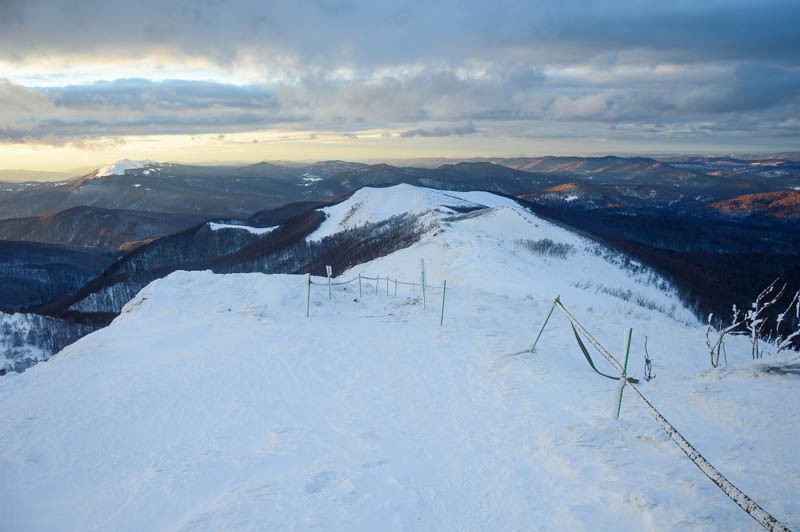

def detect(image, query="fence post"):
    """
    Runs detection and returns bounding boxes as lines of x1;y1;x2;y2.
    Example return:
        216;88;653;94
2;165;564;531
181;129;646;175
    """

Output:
394;278;398;296
614;328;633;420
386;276;390;295
529;297;558;352
420;259;426;309
440;280;447;326
326;266;332;300
375;276;379;295
358;273;362;297
306;273;311;317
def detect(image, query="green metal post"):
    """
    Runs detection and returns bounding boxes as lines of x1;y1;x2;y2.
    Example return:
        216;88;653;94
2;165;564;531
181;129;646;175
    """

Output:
440;280;447;326
529;297;558;352
615;328;633;420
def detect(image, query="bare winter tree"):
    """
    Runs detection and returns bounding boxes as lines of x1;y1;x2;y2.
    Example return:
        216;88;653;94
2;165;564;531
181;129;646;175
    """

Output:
705;305;743;368
746;279;786;360
704;278;800;368
643;336;655;381
773;287;800;355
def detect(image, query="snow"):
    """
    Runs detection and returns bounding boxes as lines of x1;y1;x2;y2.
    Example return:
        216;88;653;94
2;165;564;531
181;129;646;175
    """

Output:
308;184;517;242
564;194;579;202
207;222;277;235
1;185;798;530
95;159;157;177
301;172;324;186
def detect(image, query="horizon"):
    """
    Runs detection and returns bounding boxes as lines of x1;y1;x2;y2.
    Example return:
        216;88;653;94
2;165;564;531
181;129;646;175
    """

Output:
1;1;798;172
4;150;800;182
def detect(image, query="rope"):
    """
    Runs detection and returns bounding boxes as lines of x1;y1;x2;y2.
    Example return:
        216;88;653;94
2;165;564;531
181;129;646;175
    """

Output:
331;277;359;286
553;299;790;531
311;274;436;290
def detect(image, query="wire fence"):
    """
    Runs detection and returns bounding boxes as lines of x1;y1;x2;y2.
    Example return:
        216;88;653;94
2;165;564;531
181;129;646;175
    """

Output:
302;268;791;529
305;267;448;325
532;296;790;531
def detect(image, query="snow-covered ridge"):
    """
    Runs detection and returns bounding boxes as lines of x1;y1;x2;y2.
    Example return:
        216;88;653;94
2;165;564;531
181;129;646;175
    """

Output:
3;184;797;529
207;222;276;235
308;184;694;324
308;184;514;242
95;159;157;177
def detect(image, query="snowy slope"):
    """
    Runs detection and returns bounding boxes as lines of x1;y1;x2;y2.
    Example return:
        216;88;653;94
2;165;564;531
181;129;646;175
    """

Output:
95;159;158;178
1;186;798;530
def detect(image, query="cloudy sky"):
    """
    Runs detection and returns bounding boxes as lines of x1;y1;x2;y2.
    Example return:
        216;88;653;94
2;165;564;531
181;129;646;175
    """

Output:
1;0;799;171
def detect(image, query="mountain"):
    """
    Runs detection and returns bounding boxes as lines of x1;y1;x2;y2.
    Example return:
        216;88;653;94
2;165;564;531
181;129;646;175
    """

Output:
709;190;800;219
38;193;420;317
0;241;121;373
519;181;691;212
491;155;701;181
1;184;797;529
3;156;799;358
2;156;798;222
0;160;373;219
0;206;211;251
0;240;115;312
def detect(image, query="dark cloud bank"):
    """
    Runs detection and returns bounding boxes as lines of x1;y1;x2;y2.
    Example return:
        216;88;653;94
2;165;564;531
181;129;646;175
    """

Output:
0;0;798;150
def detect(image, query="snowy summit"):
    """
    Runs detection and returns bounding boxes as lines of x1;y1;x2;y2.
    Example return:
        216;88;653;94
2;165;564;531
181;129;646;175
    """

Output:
1;185;797;530
95;159;157;178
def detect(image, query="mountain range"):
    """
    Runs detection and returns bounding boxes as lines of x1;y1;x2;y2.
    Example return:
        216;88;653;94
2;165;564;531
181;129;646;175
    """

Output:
1;155;799;373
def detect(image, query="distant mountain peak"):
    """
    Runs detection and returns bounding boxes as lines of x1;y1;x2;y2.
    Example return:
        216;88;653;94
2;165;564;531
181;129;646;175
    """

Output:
95;159;157;178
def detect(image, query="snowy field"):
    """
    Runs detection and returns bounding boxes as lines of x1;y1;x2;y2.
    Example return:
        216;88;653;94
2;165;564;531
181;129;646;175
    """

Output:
1;186;798;530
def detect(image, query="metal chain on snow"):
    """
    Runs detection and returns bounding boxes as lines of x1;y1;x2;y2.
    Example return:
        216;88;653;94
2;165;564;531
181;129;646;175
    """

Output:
553;299;790;532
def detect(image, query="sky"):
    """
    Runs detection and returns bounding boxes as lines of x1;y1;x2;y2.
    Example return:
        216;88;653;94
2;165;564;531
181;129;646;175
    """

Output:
1;0;799;172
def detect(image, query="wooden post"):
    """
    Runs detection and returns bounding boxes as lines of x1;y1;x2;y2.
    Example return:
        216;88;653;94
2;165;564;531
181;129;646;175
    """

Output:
358;273;362;297
394;278;398;296
386;276;389;295
375;276;379;295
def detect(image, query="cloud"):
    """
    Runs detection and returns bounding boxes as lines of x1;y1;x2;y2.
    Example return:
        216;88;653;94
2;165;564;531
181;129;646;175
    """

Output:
0;78;299;142
0;0;798;151
1;1;798;70
400;121;478;138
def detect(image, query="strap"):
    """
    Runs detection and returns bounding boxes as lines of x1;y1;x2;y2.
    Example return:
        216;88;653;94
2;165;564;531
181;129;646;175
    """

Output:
571;323;638;382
